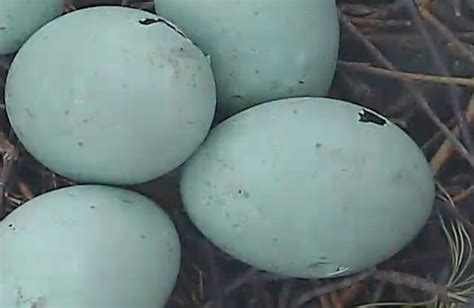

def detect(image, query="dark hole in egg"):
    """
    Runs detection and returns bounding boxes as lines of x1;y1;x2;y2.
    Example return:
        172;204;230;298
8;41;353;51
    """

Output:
138;18;160;26
138;18;186;38
358;109;387;126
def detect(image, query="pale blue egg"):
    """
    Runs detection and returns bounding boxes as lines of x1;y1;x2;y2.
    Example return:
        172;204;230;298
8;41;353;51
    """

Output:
5;6;216;185
180;97;435;279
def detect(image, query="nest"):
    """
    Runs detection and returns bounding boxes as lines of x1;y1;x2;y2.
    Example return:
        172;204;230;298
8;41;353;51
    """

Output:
0;0;473;307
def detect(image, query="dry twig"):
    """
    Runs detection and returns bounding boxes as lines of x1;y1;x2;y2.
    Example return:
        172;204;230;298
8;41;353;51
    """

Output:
289;269;376;308
63;0;76;13
418;5;474;66
408;0;474;153
349;17;412;29
0;131;19;218
372;270;449;302
453;185;474;203
430;95;474;173
338;61;474;87
338;10;474;168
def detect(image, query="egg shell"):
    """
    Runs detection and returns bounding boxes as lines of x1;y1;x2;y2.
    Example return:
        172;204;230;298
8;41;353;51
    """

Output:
180;97;435;279
5;6;216;185
154;0;339;117
0;0;64;55
0;185;180;308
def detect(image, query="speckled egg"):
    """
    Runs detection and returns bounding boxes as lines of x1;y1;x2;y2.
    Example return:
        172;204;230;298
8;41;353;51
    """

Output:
0;0;64;55
5;6;216;185
0;185;180;308
180;97;435;279
154;0;340;117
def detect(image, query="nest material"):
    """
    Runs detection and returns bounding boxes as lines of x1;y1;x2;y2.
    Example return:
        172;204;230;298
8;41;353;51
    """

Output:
1;0;474;307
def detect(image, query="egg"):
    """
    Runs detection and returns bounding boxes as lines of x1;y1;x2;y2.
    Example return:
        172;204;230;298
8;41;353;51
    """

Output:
0;0;64;55
154;0;340;117
0;185;180;308
5;6;216;185
180;97;435;279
